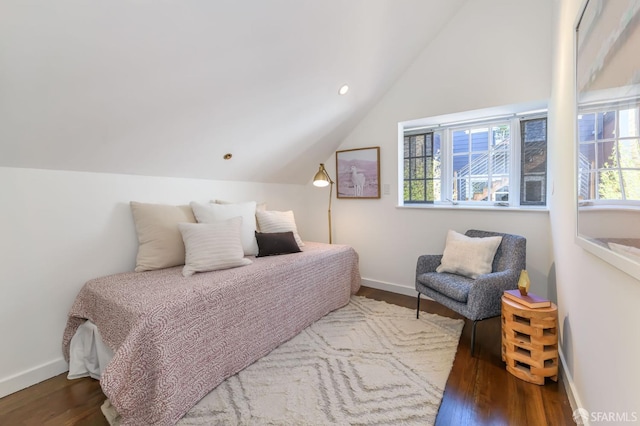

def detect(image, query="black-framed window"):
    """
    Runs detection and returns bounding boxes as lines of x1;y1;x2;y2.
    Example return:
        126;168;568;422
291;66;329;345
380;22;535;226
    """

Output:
403;132;440;203
520;118;548;206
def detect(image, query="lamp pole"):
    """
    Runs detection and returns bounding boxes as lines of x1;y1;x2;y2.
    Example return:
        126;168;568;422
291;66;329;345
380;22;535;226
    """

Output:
313;163;334;244
328;180;333;244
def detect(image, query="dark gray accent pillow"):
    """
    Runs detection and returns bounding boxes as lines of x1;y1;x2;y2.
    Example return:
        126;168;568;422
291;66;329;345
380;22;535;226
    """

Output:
255;231;302;257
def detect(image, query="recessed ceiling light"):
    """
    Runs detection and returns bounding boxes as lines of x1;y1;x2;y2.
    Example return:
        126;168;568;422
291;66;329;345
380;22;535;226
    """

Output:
338;85;349;95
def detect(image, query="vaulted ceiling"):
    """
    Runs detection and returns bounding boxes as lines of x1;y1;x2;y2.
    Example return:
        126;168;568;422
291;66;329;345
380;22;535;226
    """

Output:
0;0;467;184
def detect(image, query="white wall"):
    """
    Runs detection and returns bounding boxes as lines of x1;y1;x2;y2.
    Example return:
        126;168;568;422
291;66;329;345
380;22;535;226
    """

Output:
304;0;555;297
0;167;307;397
549;0;640;419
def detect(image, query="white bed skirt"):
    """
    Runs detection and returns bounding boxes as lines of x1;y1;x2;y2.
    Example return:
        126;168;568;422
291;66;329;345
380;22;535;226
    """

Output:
67;320;114;380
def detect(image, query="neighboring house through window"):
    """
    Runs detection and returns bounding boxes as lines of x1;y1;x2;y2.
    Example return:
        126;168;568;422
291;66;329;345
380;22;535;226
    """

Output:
401;105;548;208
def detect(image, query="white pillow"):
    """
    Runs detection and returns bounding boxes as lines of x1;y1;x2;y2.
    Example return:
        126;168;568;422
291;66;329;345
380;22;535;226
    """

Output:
178;219;252;277
213;199;267;212
255;210;304;247
190;201;258;256
130;202;196;272
213;199;267;231
436;230;502;279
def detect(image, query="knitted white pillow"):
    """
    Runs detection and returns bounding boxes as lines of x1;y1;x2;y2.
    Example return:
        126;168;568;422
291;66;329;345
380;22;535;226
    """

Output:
190;201;259;256
255;210;304;247
436;230;502;279
178;218;252;277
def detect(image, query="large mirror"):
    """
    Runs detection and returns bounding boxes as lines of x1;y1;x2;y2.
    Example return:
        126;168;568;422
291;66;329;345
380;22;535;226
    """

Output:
575;0;640;280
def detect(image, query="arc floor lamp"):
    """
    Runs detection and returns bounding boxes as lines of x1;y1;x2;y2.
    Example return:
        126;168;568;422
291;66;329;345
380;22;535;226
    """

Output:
313;163;334;244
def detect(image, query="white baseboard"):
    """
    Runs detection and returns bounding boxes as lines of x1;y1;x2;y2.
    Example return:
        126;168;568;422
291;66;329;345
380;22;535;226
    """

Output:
558;348;588;425
0;358;69;398
360;278;417;297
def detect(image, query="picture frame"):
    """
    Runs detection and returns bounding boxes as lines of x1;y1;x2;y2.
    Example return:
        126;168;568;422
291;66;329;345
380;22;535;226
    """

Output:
336;147;381;199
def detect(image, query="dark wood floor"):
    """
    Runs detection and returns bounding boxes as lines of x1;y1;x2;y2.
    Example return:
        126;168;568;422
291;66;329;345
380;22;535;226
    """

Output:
0;286;575;425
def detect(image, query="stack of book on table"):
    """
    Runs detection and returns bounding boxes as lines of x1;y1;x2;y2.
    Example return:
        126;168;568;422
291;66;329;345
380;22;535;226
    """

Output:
503;289;551;309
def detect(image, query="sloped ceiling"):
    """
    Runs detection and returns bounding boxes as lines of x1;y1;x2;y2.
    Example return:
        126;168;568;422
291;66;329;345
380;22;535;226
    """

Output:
0;0;467;184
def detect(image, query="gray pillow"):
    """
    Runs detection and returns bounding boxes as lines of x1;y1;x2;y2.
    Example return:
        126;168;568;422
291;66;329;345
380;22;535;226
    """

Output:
255;231;302;257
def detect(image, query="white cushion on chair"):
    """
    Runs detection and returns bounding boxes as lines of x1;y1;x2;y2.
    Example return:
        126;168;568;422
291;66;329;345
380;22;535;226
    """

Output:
436;230;502;279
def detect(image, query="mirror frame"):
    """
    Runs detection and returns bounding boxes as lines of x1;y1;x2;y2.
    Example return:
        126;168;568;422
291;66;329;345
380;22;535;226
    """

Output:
574;0;640;281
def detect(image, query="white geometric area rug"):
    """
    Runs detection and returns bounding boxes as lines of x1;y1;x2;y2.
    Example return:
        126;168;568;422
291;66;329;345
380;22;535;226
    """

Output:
105;296;464;425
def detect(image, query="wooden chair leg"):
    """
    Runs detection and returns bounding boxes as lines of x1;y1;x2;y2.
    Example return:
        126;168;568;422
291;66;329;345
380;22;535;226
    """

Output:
416;293;421;319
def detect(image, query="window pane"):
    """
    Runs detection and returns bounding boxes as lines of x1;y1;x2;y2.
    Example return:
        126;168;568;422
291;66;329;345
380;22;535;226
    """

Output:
578;113;595;142
430;178;441;200
523;142;545;172
404;159;410;179
618;139;640;168
596;141;616;169
404;137;410;158
522;176;544;203
411;180;425;201
424;133;433;156
578;170;593;200
622;170;640;200
425;158;434;179
579;143;595;169
454;178;468;201
471;180;488;201
470;153;486;175
409;135;424;157
471;128;489;152
414;135;424;157
452;130;468;154
597;111;616;140
453;155;469;177
411;158;425;179
434;133;441;160
619;108;639;138
493;177;509;201
598;169;622;199
523;120;546;142
493;125;511;145
492;145;510;174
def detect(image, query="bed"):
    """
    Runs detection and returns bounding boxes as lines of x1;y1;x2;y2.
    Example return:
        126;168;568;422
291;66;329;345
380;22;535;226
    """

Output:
62;242;361;425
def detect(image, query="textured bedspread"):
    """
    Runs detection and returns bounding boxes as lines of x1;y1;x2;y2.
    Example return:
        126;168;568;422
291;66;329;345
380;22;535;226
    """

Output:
62;242;360;425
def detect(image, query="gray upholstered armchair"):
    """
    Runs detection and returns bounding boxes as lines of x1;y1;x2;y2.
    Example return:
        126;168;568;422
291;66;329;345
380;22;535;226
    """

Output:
415;229;526;355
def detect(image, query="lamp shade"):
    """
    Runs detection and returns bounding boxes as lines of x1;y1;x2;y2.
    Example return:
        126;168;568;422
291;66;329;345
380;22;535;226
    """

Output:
313;164;331;187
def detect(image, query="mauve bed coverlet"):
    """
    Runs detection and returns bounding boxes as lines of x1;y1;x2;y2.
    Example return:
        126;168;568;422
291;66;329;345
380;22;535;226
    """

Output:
62;242;361;425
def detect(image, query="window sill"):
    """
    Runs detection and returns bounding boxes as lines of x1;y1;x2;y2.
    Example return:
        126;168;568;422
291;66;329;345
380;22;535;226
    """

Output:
577;203;640;212
397;203;549;213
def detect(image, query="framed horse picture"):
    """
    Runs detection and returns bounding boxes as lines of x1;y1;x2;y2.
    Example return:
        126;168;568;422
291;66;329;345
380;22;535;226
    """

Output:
336;147;381;199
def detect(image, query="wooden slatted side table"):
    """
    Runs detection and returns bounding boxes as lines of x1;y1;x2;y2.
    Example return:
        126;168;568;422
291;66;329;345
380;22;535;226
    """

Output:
501;296;558;385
